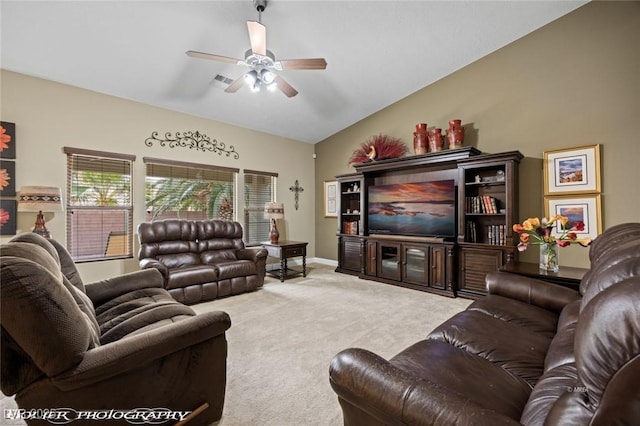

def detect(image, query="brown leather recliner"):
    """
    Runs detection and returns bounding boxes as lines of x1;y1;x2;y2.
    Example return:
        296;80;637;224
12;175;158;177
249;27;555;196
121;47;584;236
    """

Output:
137;219;268;304
1;233;231;426
330;222;640;425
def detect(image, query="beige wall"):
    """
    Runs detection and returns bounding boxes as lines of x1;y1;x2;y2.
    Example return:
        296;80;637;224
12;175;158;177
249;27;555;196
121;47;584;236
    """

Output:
315;1;640;268
1;71;315;282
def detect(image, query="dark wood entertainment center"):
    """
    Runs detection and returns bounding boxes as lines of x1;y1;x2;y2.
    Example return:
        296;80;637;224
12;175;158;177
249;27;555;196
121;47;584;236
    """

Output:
335;147;523;299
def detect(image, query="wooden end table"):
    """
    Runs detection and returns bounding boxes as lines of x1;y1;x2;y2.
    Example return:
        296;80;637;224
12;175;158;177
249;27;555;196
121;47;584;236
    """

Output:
500;262;589;291
261;240;308;282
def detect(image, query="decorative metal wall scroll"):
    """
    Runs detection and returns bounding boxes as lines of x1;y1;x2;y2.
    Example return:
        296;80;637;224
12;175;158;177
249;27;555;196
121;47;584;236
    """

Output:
289;180;304;210
145;131;239;159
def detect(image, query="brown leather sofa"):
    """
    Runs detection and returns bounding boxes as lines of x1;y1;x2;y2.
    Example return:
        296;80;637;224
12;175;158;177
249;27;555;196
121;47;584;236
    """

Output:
330;222;640;425
138;219;268;304
1;233;231;426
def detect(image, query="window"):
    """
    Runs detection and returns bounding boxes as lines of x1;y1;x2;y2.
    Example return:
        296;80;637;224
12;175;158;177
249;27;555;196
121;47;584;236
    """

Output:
64;147;135;262
244;169;277;245
144;157;237;222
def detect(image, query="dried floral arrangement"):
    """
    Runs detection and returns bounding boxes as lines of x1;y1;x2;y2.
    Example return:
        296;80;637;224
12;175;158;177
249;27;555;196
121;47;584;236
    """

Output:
348;133;408;165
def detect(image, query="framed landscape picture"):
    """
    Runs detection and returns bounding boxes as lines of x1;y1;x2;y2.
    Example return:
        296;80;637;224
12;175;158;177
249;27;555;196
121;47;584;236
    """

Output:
544;195;602;240
543;144;601;195
324;180;338;217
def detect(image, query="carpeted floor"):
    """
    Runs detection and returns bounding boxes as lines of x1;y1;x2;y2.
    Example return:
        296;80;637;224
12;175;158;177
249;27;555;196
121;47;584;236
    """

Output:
191;264;471;425
1;263;472;425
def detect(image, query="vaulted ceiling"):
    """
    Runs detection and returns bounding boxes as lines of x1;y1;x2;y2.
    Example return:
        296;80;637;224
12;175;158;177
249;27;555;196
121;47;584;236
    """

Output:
1;1;587;143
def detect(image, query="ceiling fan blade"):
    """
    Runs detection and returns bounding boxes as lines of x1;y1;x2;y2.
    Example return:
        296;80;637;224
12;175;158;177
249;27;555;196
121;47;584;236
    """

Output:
186;50;242;64
275;76;298;98
278;58;327;70
247;21;267;56
225;76;245;93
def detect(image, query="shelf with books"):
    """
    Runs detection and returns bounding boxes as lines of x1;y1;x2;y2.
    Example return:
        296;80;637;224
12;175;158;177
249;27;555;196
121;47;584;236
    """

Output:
457;151;523;298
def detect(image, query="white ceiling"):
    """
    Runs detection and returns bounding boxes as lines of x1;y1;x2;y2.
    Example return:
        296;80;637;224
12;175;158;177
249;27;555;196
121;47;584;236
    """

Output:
1;1;586;143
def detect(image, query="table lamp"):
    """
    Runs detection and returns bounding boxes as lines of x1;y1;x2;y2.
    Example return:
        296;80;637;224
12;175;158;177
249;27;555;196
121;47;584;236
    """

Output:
18;185;64;239
264;202;284;244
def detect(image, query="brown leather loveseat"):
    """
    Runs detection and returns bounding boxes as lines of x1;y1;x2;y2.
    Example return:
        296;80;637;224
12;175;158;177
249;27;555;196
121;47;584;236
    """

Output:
330;222;640;425
1;233;231;425
138;219;268;304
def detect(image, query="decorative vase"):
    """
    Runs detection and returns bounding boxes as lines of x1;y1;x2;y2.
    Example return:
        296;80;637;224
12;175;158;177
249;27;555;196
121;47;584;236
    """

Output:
269;218;280;244
446;119;465;149
539;243;559;272
427;128;444;152
413;131;428;155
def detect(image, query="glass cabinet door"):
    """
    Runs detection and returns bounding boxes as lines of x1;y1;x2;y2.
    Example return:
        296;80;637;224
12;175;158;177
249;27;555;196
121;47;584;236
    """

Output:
378;243;401;281
403;244;428;285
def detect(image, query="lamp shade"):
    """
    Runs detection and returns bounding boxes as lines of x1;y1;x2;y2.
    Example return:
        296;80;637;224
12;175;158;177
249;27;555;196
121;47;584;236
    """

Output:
264;202;284;220
18;186;64;212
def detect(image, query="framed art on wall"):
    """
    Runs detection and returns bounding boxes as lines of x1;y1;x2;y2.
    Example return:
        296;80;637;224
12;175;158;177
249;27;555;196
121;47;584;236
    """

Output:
0;160;16;196
544;195;602;240
543;144;601;195
0;199;17;236
0;121;16;159
324;180;338;217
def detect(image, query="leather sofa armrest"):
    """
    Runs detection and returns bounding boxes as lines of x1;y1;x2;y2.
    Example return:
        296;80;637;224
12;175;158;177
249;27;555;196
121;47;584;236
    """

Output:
85;269;164;307
330;348;521;426
486;271;581;313
139;258;169;277
236;247;268;262
51;310;231;391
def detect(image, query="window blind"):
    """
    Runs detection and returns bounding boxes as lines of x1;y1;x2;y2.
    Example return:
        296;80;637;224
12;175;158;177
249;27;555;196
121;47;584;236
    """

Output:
143;157;237;222
64;147;135;262
244;169;277;245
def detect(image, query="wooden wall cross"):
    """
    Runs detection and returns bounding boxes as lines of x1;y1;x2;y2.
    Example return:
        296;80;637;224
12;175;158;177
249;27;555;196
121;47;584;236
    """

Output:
289;180;304;210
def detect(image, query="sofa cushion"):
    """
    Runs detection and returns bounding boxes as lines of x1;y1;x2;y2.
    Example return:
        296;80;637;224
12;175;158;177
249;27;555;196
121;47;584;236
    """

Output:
165;265;218;290
94;287;193;344
544;300;580;372
467;294;559;338
1;243;100;347
519;362;581;426
427;310;552;386
216;260;258;280
157;251;201;269
1;256;97;381
391;339;532;421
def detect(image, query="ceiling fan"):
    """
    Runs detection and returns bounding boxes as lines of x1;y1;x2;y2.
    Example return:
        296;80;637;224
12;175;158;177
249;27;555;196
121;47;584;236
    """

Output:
186;0;327;98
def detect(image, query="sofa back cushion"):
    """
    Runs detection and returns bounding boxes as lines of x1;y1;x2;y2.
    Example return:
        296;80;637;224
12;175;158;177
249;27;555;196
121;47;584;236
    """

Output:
11;233;86;292
569;277;640;422
197;220;246;263
138;220;200;268
1;244;100;395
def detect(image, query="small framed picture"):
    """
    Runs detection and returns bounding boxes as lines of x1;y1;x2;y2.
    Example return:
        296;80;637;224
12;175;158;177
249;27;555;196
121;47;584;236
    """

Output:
0;121;16;160
544;195;602;240
0;160;16;196
0;199;17;236
543;144;601;195
324;180;338;218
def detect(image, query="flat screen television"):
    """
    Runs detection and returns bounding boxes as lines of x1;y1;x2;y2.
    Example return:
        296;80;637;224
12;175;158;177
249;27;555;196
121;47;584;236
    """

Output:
368;179;456;238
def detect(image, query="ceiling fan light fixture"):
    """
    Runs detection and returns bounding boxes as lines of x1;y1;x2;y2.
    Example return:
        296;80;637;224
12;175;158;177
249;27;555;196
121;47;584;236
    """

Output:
244;69;258;85
260;68;275;84
250;80;262;93
266;81;277;92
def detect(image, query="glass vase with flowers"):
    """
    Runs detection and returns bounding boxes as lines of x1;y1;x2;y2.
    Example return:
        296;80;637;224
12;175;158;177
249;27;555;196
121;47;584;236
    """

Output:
512;215;592;272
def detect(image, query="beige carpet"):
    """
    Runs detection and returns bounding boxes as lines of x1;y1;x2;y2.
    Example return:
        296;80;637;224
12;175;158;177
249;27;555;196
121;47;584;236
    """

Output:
192;264;471;425
1;264;471;425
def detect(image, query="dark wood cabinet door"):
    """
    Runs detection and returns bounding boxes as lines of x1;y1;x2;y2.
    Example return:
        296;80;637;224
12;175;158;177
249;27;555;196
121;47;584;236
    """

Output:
337;236;364;274
458;247;503;297
429;245;447;290
366;239;377;276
